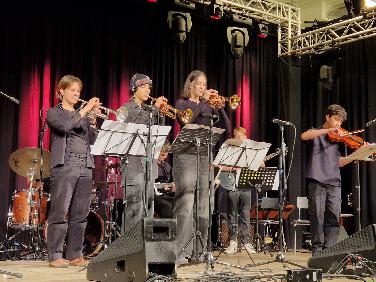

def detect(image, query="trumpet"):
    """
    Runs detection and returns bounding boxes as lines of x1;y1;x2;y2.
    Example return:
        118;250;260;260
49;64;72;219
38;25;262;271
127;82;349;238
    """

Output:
76;98;120;120
148;96;193;124
206;93;241;110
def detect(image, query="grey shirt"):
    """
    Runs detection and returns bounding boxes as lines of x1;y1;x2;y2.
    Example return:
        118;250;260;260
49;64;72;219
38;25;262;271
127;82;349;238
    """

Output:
46;104;97;168
120;99;164;178
305;128;341;186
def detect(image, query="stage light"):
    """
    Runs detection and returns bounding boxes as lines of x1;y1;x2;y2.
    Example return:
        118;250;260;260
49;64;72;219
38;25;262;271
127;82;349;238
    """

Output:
167;11;192;44
210;0;223;21
344;0;359;17
255;22;269;39
174;0;195;10
226;27;249;58
361;0;376;9
147;0;158;3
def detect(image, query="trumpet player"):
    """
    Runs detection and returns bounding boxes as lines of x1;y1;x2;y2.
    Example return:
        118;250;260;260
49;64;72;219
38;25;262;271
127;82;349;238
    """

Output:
120;73;167;233
173;70;231;264
46;75;101;268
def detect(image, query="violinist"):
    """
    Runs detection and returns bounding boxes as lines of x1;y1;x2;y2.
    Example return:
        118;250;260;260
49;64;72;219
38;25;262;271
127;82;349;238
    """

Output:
301;104;357;255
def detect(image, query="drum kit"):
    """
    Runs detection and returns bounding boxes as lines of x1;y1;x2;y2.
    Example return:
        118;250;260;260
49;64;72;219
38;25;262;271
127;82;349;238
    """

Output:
1;148;122;260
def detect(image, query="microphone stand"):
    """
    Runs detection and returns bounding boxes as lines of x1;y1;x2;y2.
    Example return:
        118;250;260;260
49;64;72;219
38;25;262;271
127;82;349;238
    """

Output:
205;115;215;271
254;124;304;269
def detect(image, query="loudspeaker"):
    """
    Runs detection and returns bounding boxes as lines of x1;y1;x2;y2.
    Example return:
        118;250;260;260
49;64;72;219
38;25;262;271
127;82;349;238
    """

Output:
308;224;376;272
286;269;322;282
86;218;176;282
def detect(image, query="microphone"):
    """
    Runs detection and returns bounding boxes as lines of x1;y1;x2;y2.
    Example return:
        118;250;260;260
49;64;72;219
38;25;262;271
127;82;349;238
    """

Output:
272;118;292;126
200;113;219;119
0;91;20;104
365;118;376;128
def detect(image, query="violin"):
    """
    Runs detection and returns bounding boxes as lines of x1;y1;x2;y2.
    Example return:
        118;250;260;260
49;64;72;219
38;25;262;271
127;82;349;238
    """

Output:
327;127;365;149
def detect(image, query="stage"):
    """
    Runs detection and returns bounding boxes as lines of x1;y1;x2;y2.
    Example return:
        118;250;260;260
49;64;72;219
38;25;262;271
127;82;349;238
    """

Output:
0;250;366;281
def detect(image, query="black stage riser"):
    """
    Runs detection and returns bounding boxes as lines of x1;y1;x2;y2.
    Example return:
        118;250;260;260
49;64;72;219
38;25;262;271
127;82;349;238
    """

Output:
307;224;376;272
86;218;177;282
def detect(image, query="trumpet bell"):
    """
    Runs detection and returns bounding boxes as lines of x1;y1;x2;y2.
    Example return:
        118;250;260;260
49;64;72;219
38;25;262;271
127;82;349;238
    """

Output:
228;94;240;110
180;108;193;124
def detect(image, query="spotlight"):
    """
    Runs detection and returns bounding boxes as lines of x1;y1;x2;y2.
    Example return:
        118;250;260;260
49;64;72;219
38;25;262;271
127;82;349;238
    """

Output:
361;0;376;10
174;0;195;10
255;22;269;39
210;0;223;21
167;11;192;44
344;0;360;17
226;27;249;58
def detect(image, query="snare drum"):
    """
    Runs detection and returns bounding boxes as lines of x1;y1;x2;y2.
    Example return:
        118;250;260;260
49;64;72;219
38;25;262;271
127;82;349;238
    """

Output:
11;190;49;226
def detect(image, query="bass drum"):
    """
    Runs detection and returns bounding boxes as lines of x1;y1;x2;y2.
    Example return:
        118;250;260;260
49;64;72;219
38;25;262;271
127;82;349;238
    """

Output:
44;210;104;257
83;211;104;257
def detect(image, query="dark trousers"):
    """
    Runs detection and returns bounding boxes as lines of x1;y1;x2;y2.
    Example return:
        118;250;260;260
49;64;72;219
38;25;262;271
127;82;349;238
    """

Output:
227;190;251;244
47;156;92;261
308;179;341;253
154;194;174;218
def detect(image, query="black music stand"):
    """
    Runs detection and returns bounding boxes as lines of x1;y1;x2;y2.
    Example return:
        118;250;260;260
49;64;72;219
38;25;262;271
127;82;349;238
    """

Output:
210;139;271;270
92;120;170;236
171;124;224;264
238;167;278;255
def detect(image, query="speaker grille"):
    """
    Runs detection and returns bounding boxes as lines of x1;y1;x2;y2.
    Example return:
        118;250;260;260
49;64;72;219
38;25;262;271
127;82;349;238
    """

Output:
308;224;376;272
89;220;144;264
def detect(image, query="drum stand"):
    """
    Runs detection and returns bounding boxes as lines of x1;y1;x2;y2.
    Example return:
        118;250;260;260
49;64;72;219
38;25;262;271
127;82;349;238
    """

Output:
102;157;122;247
23;165;47;259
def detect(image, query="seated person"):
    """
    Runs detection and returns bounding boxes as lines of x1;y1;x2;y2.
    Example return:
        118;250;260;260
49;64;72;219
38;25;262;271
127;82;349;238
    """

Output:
154;142;175;218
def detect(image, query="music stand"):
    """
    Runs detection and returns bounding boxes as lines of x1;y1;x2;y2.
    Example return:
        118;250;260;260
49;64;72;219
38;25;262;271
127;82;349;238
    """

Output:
91;120;170;236
210;139;271;270
239;167;278;254
171;124;224;264
345;144;376;231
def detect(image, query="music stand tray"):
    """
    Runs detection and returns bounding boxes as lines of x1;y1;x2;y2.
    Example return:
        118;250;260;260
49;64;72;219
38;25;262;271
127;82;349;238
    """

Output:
171;123;224;156
91;120;170;158
213;139;271;170
238;167;279;191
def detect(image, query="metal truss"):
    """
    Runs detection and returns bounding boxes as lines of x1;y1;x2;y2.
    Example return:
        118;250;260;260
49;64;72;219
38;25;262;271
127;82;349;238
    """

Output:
279;12;376;57
186;0;301;56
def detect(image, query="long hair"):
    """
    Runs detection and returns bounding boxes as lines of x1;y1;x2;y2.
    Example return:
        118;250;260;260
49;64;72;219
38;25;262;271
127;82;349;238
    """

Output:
55;75;83;101
181;70;207;99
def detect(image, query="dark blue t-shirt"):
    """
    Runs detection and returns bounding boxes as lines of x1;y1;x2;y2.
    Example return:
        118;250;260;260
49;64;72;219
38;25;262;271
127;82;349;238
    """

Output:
305;129;341;186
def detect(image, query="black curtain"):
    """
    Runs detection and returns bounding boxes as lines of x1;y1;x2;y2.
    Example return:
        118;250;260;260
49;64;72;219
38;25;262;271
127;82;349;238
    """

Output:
301;39;376;231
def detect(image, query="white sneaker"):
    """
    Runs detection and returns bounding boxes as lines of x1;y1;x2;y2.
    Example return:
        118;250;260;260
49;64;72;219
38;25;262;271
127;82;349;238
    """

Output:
243;242;256;254
225;240;238;254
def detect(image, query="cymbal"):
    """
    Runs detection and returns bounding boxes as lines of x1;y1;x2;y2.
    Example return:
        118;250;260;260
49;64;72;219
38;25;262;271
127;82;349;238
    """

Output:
9;147;51;179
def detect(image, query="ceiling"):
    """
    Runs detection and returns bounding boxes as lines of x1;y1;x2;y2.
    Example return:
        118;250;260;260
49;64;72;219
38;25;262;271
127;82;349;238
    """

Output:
279;0;348;27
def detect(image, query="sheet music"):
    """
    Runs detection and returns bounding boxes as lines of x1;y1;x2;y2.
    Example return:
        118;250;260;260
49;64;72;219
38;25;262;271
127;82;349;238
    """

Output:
213;139;271;170
91;120;170;159
345;144;376;161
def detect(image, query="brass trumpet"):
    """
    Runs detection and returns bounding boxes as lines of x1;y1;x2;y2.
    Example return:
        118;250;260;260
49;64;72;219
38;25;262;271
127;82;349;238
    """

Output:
148;96;193;124
206;94;241;110
76;98;119;120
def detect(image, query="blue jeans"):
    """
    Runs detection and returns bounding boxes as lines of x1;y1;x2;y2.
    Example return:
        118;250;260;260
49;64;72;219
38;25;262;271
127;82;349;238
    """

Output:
173;154;209;257
227;190;251;244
